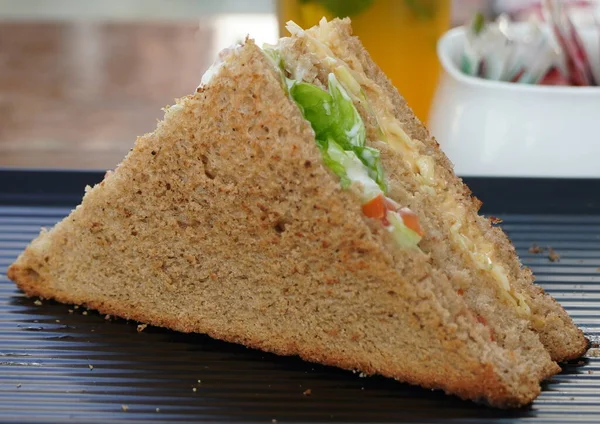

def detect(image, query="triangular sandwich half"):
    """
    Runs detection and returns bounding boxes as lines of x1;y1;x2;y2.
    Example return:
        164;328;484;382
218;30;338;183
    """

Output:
7;19;585;408
275;18;587;363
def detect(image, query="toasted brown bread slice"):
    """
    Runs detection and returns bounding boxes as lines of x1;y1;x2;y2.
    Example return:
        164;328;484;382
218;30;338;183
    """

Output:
276;25;559;374
9;40;556;407
299;17;587;362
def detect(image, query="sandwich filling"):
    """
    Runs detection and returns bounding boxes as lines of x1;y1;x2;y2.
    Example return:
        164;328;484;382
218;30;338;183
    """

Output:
274;19;532;316
264;48;424;249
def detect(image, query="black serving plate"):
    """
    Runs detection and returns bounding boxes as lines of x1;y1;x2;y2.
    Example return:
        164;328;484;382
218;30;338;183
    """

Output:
1;170;599;423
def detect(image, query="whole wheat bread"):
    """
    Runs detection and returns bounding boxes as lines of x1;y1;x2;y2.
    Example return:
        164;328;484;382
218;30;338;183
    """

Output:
7;39;563;407
282;18;587;362
276;25;560;381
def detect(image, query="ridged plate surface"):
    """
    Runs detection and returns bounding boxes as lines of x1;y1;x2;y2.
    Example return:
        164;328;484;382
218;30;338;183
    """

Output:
1;198;599;423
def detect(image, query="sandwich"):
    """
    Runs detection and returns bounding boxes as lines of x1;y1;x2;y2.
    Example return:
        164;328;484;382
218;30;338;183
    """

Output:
7;18;587;408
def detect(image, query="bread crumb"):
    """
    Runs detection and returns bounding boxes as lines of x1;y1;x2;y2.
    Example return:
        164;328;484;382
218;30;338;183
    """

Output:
68;309;74;314
528;244;560;261
121;405;128;412
596;268;600;272
586;348;600;357
588;370;593;374
303;389;311;396
137;324;147;333
156;408;160;412
528;243;545;254
82;311;88;316
591;341;600;348
74;305;79;310
489;216;503;224
89;364;94;371
197;379;202;383
55;320;60;323
272;419;277;423
34;300;42;306
358;372;367;378
192;387;197;392
16;384;21;388
105;315;111;320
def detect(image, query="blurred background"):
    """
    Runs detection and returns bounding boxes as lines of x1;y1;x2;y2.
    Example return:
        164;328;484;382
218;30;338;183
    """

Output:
0;0;584;170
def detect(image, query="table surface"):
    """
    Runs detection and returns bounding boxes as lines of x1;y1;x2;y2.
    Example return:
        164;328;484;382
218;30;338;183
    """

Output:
1;172;599;423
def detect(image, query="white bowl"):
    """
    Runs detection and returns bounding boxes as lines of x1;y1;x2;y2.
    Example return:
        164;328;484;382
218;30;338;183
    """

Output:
429;25;600;178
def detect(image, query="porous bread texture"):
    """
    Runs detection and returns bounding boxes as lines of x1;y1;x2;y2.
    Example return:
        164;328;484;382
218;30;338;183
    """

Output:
9;40;551;407
277;24;559;387
304;18;587;362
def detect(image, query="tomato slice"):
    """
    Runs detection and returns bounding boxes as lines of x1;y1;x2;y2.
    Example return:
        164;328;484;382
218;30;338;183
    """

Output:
397;207;424;236
363;196;425;237
362;194;386;220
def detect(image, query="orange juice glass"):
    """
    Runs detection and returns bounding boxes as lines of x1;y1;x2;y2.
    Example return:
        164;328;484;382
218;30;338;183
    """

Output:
277;0;451;123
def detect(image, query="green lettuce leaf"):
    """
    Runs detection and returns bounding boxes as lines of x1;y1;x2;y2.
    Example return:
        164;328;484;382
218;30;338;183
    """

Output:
289;82;336;141
315;139;351;189
327;73;365;148
289;74;386;192
353;146;386;191
263;47;283;70
262;47;291;94
323;139;382;201
387;211;422;249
